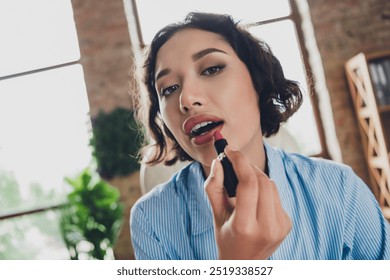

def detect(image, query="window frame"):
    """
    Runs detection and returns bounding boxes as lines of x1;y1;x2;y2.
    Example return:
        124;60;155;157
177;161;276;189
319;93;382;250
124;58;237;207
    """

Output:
0;0;86;258
126;0;329;159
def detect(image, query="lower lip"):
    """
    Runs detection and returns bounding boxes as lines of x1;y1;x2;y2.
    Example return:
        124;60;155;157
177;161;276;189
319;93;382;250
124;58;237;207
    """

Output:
192;125;223;146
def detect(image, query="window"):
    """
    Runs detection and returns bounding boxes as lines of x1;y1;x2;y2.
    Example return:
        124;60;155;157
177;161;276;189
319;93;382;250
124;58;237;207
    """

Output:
0;0;92;259
129;0;324;156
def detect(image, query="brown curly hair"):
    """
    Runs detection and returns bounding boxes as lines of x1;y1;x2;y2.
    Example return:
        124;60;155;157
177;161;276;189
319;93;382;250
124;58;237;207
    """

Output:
134;12;303;166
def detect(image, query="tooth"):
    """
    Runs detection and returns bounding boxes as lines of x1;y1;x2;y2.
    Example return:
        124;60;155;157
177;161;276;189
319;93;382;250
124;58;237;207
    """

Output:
191;121;212;133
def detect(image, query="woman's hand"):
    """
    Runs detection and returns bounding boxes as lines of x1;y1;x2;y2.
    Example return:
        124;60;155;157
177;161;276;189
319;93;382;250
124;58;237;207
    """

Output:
204;147;292;260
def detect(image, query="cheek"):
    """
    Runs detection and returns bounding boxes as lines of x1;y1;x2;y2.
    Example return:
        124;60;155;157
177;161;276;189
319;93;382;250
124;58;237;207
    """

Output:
224;78;260;116
245;91;261;122
239;72;261;119
236;97;260;123
229;85;261;129
159;99;182;136
222;66;259;109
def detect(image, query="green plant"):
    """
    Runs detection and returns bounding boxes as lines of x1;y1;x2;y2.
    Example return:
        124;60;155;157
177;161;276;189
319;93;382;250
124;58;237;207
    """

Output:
90;108;143;179
60;167;124;260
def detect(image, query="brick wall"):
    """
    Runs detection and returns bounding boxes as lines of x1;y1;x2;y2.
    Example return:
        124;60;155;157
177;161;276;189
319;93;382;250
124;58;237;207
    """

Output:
70;0;140;260
305;0;390;184
71;0;134;118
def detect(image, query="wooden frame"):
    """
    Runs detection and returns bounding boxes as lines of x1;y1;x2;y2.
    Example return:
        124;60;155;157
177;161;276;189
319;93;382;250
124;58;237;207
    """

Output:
345;52;390;220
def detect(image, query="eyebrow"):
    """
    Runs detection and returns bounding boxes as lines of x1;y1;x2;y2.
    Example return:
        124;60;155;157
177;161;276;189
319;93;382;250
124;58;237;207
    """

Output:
155;68;171;82
155;47;227;81
192;47;227;61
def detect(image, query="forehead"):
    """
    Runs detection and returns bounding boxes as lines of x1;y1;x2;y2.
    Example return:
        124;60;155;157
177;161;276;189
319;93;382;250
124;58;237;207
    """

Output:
156;28;232;65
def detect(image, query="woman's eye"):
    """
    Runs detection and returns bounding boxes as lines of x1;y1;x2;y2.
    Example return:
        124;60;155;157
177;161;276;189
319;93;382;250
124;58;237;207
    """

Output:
161;84;179;96
201;65;225;76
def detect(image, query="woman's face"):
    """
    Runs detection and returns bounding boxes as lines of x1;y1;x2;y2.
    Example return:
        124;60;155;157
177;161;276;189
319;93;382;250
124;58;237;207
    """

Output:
154;28;263;172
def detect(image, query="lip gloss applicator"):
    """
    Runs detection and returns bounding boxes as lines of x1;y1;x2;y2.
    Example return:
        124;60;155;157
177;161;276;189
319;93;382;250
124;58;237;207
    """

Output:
213;130;238;197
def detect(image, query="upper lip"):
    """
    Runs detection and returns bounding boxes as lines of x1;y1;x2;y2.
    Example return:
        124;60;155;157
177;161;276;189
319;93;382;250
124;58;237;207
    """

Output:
183;114;224;136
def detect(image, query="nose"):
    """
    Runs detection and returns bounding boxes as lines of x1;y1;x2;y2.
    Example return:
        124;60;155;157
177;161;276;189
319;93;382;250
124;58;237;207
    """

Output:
179;79;205;114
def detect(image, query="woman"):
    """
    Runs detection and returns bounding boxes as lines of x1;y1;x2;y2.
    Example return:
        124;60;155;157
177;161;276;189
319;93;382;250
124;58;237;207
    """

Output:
130;12;390;260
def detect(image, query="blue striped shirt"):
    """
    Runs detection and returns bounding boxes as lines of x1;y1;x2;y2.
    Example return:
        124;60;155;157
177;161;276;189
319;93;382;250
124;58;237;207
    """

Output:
130;143;390;259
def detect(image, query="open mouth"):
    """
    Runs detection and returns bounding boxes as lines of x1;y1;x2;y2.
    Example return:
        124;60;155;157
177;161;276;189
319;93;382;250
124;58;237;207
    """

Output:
189;121;224;138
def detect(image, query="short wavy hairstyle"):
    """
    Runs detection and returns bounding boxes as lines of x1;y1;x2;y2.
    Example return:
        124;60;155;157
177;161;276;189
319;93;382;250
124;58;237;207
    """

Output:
135;12;303;166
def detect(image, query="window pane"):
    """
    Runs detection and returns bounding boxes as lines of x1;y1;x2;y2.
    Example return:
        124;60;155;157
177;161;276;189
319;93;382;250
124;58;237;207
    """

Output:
135;0;291;44
0;209;69;259
0;0;80;77
0;65;92;215
249;20;321;155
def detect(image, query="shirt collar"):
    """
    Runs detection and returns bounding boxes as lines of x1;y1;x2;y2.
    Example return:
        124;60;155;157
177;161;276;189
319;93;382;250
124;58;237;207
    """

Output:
185;161;214;235
264;141;293;212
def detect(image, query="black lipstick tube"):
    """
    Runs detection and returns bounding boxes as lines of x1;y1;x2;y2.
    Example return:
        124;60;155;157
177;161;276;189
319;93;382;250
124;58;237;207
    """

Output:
214;138;238;197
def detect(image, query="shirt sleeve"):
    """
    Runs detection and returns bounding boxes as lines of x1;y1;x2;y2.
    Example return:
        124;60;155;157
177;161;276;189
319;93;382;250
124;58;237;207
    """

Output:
343;167;390;260
130;203;170;260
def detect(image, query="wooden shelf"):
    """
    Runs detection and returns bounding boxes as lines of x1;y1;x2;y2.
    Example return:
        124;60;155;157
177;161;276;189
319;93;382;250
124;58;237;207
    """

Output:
345;52;390;218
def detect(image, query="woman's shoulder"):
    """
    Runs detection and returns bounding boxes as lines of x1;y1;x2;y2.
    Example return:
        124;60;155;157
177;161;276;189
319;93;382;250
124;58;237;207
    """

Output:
285;151;352;173
269;144;357;186
266;142;352;175
132;161;199;212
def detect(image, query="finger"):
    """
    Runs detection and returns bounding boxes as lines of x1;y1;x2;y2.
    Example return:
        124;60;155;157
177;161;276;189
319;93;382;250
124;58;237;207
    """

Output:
255;174;277;222
256;176;292;237
251;163;270;178
254;172;287;230
248;163;278;221
224;147;259;223
204;158;230;228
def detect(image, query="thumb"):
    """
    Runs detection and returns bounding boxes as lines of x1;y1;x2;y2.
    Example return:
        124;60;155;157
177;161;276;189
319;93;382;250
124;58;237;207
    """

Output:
204;158;229;228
